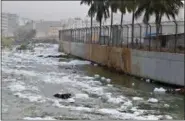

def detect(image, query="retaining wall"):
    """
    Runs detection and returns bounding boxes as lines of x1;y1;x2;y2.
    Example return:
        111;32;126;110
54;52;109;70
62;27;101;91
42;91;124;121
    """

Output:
60;41;184;86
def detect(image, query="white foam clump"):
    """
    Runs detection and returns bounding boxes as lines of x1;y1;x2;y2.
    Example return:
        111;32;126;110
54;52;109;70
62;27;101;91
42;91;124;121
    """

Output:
164;104;170;108
83;87;104;96
132;97;144;101
93;63;98;66
108;96;124;104
107;84;113;87
43;75;71;84
106;93;125;104
67;98;75;103
97;108;135;120
23;116;56;120
94;74;100;78
82;76;94;80
14;92;46;103
146;79;151;83
106;78;111;83
2;67;38;77
60;60;91;66
70;106;93;112
148;98;158;103
154;87;166;92
98;108;121;115
119;101;133;111
8;82;26;92
101;77;106;81
164;115;173;120
75;93;89;99
52;100;93;113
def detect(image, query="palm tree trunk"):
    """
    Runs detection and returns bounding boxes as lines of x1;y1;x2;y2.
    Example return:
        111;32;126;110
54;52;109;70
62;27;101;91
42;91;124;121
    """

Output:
111;10;113;28
156;14;162;49
146;23;148;35
99;20;102;44
90;1;93;44
120;12;123;26
131;11;135;47
110;10;113;45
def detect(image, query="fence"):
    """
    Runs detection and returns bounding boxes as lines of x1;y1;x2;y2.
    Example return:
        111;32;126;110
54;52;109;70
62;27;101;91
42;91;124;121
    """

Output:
60;21;184;53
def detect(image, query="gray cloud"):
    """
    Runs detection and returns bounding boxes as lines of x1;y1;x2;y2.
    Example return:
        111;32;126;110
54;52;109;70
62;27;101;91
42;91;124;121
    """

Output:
2;1;89;21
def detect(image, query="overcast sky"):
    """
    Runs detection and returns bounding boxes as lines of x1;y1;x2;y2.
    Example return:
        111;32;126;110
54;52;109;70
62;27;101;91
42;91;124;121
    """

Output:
2;1;184;22
2;1;89;21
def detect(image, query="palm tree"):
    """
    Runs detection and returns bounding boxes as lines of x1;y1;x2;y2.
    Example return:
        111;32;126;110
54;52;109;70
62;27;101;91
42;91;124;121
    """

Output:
126;0;138;47
87;0;110;40
81;0;110;42
135;0;183;37
108;0;118;44
118;0;127;26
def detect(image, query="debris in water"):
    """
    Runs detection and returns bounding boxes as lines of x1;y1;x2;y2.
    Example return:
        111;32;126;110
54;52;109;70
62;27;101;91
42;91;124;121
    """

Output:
53;93;72;99
132;83;135;86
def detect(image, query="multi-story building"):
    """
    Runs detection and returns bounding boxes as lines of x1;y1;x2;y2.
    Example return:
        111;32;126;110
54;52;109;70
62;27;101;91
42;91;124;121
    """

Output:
2;13;8;37
34;20;62;39
2;13;19;37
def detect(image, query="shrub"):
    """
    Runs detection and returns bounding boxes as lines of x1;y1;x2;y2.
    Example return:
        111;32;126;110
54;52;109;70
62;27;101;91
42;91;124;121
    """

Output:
1;37;14;48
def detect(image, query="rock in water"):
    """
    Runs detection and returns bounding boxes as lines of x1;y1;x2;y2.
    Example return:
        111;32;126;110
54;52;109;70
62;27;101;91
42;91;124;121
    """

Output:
53;93;72;99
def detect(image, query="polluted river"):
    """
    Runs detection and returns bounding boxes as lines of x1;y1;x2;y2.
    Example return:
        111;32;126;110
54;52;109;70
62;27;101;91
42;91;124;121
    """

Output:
2;43;184;120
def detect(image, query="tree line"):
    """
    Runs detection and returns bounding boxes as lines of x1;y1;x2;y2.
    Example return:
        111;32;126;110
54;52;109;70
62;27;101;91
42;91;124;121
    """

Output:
80;0;183;44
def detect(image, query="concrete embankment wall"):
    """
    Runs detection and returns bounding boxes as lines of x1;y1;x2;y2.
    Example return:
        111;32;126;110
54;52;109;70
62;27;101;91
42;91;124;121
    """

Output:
60;41;184;86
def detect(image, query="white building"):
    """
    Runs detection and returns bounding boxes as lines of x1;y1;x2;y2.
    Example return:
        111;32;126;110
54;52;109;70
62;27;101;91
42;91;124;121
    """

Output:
2;13;19;37
2;13;8;37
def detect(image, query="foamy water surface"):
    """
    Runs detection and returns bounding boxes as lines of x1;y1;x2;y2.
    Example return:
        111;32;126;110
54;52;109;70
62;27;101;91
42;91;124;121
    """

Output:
2;43;184;120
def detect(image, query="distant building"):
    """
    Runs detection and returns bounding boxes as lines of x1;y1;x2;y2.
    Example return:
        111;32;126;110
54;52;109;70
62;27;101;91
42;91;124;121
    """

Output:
2;13;19;37
2;13;8;37
47;26;62;40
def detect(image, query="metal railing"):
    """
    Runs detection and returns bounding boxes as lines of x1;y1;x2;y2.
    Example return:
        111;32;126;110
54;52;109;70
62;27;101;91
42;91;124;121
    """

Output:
60;21;184;53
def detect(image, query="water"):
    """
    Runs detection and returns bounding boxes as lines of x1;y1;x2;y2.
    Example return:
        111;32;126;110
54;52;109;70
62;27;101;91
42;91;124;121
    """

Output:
2;43;184;120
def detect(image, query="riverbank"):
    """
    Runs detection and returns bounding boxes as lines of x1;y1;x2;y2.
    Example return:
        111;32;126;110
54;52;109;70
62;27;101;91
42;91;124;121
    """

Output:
59;41;184;86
